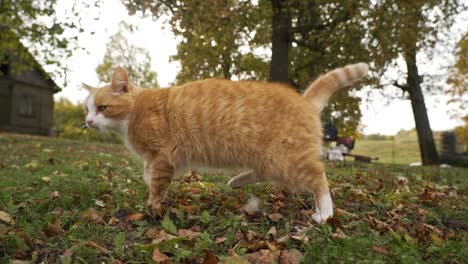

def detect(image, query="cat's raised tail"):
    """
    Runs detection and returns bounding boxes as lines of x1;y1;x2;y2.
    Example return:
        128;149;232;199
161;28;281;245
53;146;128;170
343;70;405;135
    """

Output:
303;63;369;111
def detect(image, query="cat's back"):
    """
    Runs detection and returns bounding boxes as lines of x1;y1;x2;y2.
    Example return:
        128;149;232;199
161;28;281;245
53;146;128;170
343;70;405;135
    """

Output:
169;78;310;114
167;79;319;144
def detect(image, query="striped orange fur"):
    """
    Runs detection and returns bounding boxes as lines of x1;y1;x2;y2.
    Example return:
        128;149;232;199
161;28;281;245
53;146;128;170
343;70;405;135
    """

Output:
82;63;369;223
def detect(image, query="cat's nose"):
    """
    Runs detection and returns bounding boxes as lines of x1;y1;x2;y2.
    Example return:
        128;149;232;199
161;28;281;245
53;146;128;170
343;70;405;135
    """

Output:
86;120;94;126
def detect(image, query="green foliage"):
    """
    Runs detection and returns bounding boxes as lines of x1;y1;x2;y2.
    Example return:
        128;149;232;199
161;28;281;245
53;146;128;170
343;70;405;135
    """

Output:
124;0;370;135
0;1;90;85
54;98;119;142
161;215;178;235
369;0;462;83
167;0;270;84
95;22;159;88
453;115;468;152
447;33;468;113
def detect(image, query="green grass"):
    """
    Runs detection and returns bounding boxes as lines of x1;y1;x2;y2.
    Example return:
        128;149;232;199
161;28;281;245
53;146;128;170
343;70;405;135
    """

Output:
353;131;443;165
353;138;422;164
0;133;467;263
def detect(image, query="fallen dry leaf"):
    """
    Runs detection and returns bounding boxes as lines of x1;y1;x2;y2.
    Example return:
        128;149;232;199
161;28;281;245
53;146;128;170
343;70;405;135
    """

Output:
0;211;15;225
24;160;39;169
108;216;120;225
214;236;227;244
41;176;51;182
0;224;11;235
246;230;257;241
79;208;104;224
423;223;443;235
152;248;170;263
326;217;342;228
178;229;200;240
431;234;444;245
9;260;32;264
279;249;303;264
151;230;168;244
334;208;358;220
266;226;277;239
366;215;389;232
125;213;145;221
45;220;65;237
350;188;365;196
181;186;201;194
228;249;239;257
268;213;283;222
221;255;250;264
86;241;109;255
372;246;389;255
419;189;445;203
49;191;60;199
247;249;276;264
94;199;105;207
16;231;34;247
330;228;348;239
245;240;269;251
202;250;218;264
291;234;309;242
266;241;278;252
146;228;160;239
276;235;290;244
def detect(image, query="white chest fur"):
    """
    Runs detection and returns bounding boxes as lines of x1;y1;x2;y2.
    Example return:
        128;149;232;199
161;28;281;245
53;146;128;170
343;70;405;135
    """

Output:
120;121;142;159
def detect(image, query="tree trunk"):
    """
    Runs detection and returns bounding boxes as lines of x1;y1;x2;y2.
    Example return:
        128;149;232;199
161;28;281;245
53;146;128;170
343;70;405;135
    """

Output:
405;50;439;165
221;51;232;79
269;0;290;84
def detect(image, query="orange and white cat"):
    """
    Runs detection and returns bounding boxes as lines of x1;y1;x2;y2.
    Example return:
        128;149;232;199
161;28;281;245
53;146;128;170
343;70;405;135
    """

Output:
83;63;368;223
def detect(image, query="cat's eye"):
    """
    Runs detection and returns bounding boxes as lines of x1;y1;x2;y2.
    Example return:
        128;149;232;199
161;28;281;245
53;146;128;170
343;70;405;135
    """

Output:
97;105;107;112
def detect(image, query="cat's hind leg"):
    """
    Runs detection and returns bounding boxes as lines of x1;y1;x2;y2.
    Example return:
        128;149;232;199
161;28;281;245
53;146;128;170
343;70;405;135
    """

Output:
291;161;333;223
228;170;262;188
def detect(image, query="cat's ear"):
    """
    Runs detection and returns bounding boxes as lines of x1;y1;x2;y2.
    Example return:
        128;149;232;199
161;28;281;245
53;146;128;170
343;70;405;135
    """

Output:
82;83;97;93
111;67;130;94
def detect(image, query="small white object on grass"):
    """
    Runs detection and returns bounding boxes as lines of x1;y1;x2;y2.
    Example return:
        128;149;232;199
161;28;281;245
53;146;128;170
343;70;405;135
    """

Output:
439;164;451;168
397;176;409;185
336;144;349;154
242;195;260;215
409;162;422;167
328;149;344;161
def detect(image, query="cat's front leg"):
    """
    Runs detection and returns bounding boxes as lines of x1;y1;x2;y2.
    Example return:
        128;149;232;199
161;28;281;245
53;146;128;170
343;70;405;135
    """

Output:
143;157;175;213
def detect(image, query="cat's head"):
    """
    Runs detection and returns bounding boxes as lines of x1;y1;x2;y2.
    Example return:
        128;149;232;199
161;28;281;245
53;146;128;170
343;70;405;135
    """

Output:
82;67;136;132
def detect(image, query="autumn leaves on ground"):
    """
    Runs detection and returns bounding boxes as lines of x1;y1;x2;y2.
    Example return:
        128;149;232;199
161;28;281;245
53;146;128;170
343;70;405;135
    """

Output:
0;133;466;263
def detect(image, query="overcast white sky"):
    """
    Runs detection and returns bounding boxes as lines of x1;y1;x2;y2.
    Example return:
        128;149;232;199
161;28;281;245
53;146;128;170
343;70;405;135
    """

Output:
51;0;466;135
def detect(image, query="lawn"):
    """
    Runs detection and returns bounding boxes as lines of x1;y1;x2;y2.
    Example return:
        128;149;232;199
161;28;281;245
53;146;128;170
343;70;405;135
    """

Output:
0;133;467;263
353;138;422;164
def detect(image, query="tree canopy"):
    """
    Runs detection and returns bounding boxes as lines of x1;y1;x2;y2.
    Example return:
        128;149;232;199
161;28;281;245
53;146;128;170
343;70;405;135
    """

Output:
368;0;463;164
0;0;90;85
447;33;468;112
123;0;372;136
123;0;466;147
95;22;159;88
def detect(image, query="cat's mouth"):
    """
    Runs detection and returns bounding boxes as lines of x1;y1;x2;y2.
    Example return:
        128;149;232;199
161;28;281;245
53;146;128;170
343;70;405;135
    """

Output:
86;122;98;130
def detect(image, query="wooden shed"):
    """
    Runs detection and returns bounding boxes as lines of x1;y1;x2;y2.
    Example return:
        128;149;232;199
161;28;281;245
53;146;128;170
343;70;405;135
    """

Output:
0;54;59;136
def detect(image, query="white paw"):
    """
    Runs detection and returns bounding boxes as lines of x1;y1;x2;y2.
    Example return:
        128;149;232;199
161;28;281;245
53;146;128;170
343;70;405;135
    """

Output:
312;212;332;223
